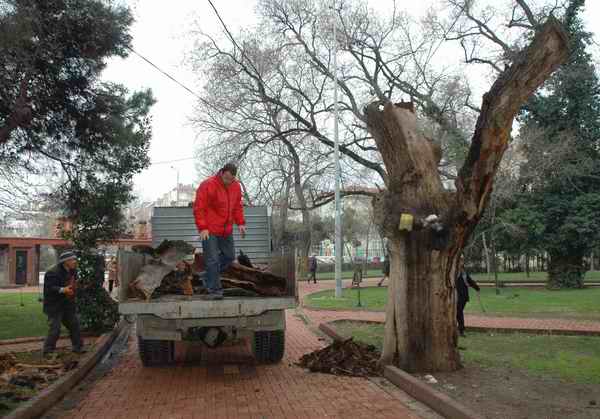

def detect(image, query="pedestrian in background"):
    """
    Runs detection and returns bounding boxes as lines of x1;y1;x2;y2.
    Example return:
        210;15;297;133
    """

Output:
308;254;318;284
456;256;480;337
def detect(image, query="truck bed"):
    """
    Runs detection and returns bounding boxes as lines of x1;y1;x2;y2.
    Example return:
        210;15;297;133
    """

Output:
119;295;296;319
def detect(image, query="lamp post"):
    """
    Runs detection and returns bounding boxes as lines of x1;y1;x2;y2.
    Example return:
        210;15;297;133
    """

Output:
170;166;180;206
332;0;342;298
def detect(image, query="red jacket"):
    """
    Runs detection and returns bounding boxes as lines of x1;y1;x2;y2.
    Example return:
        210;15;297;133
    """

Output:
193;175;245;237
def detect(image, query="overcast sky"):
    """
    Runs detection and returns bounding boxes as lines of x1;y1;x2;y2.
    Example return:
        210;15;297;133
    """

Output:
102;0;600;202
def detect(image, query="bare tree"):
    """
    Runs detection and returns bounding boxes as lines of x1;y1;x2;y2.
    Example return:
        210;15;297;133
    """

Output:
190;0;569;371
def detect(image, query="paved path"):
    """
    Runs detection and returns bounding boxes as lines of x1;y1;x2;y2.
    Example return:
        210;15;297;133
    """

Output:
55;311;438;419
298;279;600;335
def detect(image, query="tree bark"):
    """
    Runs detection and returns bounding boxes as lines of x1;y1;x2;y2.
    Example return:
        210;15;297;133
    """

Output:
274;177;291;250
365;18;569;372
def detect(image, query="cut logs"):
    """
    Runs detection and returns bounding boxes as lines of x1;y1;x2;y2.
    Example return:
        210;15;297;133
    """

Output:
129;240;288;300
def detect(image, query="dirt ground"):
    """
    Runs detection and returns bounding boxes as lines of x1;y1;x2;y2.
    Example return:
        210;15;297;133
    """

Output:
427;363;600;419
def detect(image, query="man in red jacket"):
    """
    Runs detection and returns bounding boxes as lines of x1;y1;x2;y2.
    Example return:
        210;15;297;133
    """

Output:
193;163;246;299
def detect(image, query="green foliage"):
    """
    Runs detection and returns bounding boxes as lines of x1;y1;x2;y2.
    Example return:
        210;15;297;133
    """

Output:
55;85;154;333
1;1;155;332
514;3;600;287
0;0;134;151
75;253;119;332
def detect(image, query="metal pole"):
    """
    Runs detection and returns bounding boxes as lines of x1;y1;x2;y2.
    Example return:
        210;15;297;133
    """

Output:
333;0;342;298
171;166;180;205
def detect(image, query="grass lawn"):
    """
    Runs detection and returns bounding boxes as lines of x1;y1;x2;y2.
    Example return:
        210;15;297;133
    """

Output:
0;293;51;340
473;270;600;283
332;320;600;384
304;286;600;320
314;269;600;282
316;269;383;280
305;286;387;311
465;287;600;320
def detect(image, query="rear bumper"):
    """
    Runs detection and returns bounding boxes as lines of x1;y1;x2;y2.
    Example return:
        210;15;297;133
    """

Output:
135;309;288;340
119;296;296;319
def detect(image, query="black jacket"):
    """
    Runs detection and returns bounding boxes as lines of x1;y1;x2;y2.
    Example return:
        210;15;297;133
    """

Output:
308;257;317;272
456;271;480;304
43;264;77;315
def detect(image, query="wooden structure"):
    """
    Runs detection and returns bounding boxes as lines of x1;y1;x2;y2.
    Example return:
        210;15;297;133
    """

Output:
0;237;152;287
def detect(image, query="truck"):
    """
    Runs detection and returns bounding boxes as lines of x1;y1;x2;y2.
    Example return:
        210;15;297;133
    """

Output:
117;206;297;366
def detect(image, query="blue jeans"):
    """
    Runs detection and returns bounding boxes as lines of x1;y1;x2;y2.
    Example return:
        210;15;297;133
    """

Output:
202;234;235;295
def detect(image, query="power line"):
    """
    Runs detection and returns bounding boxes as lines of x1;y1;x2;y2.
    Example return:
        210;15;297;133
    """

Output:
125;46;203;100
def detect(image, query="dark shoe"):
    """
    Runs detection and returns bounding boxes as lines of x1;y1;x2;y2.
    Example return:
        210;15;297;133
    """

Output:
459;331;466;337
72;348;87;354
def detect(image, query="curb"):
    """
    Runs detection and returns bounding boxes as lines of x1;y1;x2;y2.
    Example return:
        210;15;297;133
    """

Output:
384;366;485;419
301;305;385;313
465;325;600;337
318;317;600;338
318;321;484;419
4;320;127;419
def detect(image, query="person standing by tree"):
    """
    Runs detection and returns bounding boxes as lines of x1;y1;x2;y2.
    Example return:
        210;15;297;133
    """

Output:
308;254;318;284
42;251;85;357
456;256;480;337
378;242;390;287
193;163;246;300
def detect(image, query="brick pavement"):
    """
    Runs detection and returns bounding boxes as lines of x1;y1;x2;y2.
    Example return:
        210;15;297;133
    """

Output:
34;277;600;419
58;311;436;419
298;278;600;334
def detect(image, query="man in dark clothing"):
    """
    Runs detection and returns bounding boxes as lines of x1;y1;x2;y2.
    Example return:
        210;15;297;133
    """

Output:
308;255;317;284
193;163;246;300
456;257;480;337
43;251;84;356
377;242;390;287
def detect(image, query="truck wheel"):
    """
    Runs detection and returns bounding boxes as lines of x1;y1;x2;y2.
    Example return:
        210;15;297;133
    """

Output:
138;336;174;366
252;330;285;364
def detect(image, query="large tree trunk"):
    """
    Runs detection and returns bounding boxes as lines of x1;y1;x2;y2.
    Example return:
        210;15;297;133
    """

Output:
365;19;569;372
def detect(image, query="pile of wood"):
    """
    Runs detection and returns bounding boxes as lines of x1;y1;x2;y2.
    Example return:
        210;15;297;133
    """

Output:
129;240;288;300
0;353;76;409
297;338;382;377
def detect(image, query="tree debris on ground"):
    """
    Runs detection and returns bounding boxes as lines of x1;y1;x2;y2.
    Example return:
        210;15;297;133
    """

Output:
297;338;382;377
129;240;288;300
0;352;79;413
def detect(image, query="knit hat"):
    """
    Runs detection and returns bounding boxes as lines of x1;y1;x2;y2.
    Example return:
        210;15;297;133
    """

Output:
58;251;77;264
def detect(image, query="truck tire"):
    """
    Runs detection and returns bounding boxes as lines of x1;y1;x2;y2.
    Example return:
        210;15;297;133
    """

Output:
252;330;285;363
138;337;174;366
